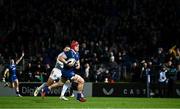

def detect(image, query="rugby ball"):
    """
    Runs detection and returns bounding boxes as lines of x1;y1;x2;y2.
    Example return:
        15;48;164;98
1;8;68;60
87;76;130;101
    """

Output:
67;58;76;66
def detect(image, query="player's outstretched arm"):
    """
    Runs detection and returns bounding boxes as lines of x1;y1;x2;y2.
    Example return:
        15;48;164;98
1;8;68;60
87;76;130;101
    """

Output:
16;52;24;64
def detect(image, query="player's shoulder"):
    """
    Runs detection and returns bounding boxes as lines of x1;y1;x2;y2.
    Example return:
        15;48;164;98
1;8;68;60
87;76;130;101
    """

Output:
63;46;70;52
64;49;74;55
57;51;66;58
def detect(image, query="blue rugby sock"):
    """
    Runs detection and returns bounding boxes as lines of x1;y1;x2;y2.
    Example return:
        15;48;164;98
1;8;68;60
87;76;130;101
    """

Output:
16;91;19;94
44;86;50;93
77;93;81;100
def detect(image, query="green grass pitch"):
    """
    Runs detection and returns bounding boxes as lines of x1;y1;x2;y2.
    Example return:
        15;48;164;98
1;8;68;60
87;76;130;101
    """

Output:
0;96;180;108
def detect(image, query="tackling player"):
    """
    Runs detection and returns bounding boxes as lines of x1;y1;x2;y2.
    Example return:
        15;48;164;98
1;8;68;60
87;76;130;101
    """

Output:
33;46;71;100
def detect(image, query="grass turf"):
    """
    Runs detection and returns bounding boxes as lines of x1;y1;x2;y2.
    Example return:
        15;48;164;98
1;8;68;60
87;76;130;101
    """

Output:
0;96;180;108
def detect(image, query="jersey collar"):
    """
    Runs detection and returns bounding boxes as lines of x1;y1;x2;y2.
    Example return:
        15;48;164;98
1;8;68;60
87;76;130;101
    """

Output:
71;49;77;54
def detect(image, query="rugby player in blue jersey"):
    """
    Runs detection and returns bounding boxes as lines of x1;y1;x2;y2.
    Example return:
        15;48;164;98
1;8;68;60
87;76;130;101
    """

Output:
41;40;86;102
3;52;24;97
58;40;86;102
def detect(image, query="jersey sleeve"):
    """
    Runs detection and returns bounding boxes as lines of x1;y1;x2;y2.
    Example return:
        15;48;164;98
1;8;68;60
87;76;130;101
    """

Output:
65;50;80;61
65;50;74;59
58;52;67;59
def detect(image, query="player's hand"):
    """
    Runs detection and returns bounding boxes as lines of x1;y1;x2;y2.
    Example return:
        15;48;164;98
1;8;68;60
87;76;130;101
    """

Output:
22;52;24;57
74;62;78;67
2;77;6;82
74;62;80;69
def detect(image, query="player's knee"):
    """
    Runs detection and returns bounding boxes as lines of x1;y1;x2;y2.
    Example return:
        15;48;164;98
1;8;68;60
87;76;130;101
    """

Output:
78;77;84;84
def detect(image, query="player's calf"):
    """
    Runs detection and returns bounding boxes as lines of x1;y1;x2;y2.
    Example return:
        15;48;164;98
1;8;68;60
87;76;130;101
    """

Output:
41;86;50;97
77;93;86;102
34;87;40;96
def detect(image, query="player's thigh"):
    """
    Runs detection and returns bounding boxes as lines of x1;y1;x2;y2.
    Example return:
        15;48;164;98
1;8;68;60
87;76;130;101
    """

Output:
72;74;84;84
49;68;62;80
48;77;67;88
48;68;62;86
46;77;55;86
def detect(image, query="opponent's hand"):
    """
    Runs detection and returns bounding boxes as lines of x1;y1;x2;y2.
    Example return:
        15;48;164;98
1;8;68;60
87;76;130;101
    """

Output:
74;62;78;67
66;62;75;67
66;58;76;67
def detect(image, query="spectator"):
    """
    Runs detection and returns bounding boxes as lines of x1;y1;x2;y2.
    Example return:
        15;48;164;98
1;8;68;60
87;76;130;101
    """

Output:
130;62;141;82
23;62;35;82
82;63;91;82
158;65;168;97
165;60;177;97
34;63;45;82
0;0;179;85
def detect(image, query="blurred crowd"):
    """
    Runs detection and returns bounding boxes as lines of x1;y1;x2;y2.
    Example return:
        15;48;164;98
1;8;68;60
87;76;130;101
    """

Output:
0;0;180;84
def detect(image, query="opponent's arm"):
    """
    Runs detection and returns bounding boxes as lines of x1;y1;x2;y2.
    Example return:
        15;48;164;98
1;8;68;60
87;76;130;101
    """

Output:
58;54;68;65
58;53;74;67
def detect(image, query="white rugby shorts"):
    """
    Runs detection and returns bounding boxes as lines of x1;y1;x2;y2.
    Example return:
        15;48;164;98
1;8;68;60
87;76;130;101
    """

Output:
49;68;62;80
